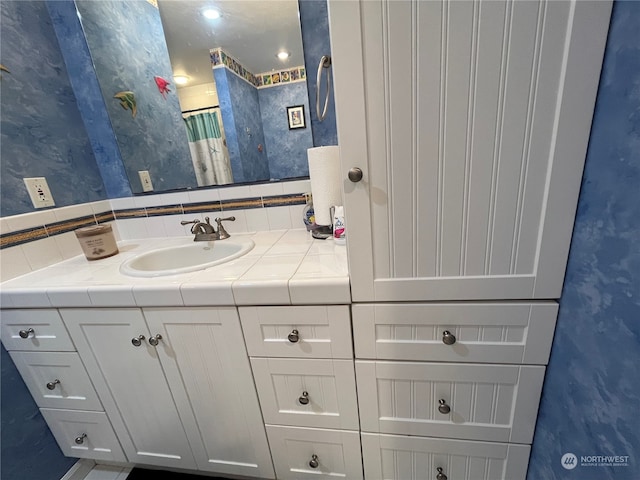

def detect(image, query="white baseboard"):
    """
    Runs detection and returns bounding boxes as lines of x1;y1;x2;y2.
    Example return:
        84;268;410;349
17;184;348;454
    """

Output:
60;460;131;480
60;459;95;480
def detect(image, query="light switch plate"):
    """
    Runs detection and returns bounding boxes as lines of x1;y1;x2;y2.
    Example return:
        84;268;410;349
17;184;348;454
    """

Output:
23;177;55;208
138;170;154;192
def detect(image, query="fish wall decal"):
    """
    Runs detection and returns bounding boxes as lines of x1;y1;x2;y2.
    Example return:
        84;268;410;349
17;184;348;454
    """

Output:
114;91;137;118
154;76;171;99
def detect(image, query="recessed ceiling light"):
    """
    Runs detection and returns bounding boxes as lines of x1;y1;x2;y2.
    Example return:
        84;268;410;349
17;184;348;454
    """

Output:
203;8;221;19
174;75;189;85
277;51;290;60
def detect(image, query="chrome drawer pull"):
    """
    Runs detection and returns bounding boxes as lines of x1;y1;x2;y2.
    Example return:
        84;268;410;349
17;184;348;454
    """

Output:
442;330;456;345
46;379;60;390
438;399;451;415
149;334;163;346
288;329;300;343
131;335;146;347
19;328;35;339
75;433;87;445
436;467;448;480
298;391;310;405
309;454;319;469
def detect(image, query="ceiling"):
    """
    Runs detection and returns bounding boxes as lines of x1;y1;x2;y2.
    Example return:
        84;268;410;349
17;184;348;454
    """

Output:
157;0;304;88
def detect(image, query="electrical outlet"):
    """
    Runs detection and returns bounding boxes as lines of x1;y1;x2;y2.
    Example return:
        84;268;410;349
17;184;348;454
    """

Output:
138;170;154;192
24;177;55;208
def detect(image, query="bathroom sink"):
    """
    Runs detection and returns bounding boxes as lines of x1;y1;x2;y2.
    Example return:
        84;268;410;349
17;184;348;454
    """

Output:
120;239;254;277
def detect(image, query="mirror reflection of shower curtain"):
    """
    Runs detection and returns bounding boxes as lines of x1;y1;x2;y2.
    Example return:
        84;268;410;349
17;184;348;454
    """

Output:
183;111;233;186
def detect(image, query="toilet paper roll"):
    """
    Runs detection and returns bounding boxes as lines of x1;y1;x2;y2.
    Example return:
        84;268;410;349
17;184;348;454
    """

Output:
308;146;342;225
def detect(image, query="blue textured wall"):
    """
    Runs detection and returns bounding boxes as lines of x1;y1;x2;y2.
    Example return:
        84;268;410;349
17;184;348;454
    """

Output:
214;68;242;183
527;2;640;479
0;0;106;217
1;344;76;480
299;0;337;147
46;0;131;199
226;72;270;182
259;82;313;180
214;68;270;183
75;0;196;193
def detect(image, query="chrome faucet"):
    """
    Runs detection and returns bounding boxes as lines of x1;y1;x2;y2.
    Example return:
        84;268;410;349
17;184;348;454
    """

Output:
180;216;235;241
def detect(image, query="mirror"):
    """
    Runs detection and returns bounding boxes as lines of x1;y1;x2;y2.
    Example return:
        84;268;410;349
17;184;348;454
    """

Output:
75;0;313;194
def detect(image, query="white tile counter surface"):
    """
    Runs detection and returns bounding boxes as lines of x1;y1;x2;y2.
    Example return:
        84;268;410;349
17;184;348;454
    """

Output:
0;230;350;308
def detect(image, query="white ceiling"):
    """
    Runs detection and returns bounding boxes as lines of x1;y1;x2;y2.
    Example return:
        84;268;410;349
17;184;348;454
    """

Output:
157;0;304;88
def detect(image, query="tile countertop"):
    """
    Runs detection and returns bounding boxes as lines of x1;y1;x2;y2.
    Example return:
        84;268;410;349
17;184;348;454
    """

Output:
0;230;350;308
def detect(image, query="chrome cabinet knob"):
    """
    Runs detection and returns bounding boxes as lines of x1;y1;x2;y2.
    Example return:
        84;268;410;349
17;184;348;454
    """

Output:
348;167;363;183
131;335;146;347
438;399;451;415
436;467;448;480
309;454;319;469
148;334;163;346
46;379;61;390
288;329;300;343
298;391;310;405
442;330;456;345
19;328;34;339
75;433;87;445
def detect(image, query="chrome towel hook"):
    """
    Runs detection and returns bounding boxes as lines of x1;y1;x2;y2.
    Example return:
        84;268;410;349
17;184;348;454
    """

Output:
316;55;332;122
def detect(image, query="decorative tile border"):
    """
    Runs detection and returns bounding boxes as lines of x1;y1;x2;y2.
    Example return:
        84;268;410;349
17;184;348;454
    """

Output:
145;205;183;217
220;197;264;211
0;227;48;249
210;47;306;89
0;214;104;249
0;193;307;250
113;208;147;219
44;215;97;236
210;48;259;86
182;201;223;215
256;67;306;89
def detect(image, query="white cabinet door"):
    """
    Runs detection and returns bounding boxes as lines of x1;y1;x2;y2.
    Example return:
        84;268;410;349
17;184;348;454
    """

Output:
267;425;363;480
357;361;544;444
252;357;359;430
239;305;352;359
60;308;197;470
143;307;274;479
353;302;558;364
10;351;102;411
329;0;611;301
362;432;530;480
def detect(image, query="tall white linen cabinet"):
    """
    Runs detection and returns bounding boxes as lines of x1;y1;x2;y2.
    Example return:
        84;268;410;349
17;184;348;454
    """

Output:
328;1;611;479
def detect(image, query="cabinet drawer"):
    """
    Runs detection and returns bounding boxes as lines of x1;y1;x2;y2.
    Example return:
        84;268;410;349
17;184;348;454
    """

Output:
356;361;544;444
239;306;352;358
267;425;363;480
362;433;530;480
40;408;126;463
353;302;558;364
252;358;359;430
1;309;74;351
9;351;102;411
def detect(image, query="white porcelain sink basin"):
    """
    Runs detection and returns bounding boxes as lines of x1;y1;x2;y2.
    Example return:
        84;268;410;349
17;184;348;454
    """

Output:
120;239;254;277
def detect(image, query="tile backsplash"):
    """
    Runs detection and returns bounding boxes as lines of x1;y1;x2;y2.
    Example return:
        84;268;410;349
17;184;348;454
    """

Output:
0;180;310;283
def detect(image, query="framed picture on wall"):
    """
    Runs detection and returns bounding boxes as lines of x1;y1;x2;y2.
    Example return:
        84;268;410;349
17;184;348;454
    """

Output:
287;105;306;130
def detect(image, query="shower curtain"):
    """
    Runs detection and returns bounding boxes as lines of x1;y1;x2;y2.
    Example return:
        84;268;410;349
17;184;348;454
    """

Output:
183;111;233;186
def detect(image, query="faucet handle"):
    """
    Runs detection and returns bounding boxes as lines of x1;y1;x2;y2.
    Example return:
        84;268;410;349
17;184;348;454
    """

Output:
215;217;235;240
180;219;200;226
